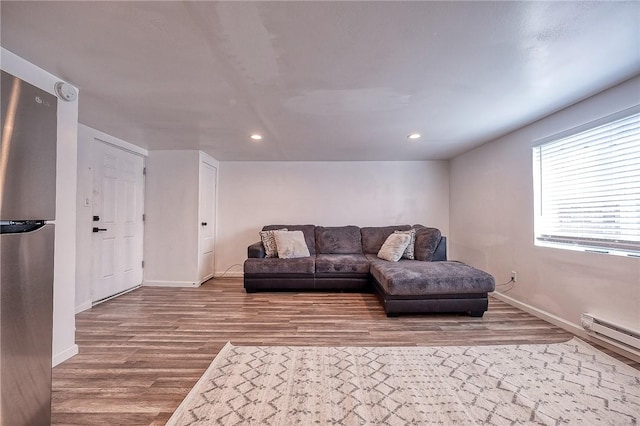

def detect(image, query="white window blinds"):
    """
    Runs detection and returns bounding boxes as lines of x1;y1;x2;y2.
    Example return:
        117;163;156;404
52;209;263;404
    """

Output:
533;108;640;256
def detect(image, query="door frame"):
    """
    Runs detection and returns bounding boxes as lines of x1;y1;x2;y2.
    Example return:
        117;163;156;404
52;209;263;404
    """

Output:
75;125;148;313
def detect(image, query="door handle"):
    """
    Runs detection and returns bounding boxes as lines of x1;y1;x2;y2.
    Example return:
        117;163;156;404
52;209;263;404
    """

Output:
92;227;107;233
201;222;208;226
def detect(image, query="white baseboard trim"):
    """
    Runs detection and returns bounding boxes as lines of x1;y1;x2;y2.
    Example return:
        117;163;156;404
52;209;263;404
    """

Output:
92;285;142;306
492;291;584;335
493;291;640;363
75;300;92;314
143;280;200;288
53;344;79;367
214;271;243;278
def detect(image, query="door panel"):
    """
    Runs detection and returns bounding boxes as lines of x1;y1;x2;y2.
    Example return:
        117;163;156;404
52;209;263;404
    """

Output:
198;161;216;282
91;141;144;302
101;238;115;277
124;236;134;272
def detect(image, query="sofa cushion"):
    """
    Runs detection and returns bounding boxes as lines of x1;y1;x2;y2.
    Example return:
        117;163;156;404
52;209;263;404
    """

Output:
377;233;411;262
315;254;370;274
371;260;495;296
412;225;442;261
244;256;315;274
273;230;311;259
264;225;316;255
361;225;411;254
315;226;362;254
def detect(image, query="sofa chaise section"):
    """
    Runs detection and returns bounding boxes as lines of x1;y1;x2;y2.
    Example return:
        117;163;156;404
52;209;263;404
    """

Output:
368;259;495;317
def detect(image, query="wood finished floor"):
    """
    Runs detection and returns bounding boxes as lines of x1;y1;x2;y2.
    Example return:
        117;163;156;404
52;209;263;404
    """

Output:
52;278;639;425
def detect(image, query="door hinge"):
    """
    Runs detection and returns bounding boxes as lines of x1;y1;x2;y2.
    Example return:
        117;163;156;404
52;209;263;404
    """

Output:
143;167;146;175
142;213;146;222
141;260;145;268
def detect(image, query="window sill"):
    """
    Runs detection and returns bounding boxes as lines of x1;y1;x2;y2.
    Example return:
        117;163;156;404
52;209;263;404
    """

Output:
535;240;640;259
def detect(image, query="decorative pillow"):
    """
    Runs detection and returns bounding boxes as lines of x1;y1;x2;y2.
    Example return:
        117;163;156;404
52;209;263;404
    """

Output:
273;230;311;259
260;228;287;258
377;233;411;262
394;228;416;260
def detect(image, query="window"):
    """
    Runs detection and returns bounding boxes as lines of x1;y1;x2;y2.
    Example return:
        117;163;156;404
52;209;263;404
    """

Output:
533;107;640;257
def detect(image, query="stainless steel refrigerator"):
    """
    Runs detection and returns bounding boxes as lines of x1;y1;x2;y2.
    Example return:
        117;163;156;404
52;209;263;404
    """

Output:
1;70;57;425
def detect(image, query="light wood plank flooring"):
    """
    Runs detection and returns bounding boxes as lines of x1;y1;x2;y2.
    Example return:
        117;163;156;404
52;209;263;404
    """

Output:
52;278;638;425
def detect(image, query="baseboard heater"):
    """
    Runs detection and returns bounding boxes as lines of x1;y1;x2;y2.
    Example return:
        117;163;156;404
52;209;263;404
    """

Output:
581;313;640;353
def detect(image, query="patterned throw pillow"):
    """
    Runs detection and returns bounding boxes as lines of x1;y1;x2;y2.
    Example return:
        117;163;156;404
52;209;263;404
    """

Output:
272;230;311;259
377;233;411;262
394;228;416;260
260;228;287;258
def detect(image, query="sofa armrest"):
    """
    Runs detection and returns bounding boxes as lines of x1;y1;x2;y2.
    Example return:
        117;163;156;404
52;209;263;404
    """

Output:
248;241;266;258
432;236;447;261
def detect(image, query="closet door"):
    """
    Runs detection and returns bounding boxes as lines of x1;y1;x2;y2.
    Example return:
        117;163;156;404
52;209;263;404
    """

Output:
198;160;216;283
91;141;144;302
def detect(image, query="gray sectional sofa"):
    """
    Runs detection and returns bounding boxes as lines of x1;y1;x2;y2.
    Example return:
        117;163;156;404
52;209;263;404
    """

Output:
244;224;495;317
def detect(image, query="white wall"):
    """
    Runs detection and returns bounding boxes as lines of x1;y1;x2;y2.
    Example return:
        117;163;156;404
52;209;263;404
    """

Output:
75;124;147;313
144;150;219;286
450;76;640;337
144;150;199;285
1;48;79;365
216;161;449;276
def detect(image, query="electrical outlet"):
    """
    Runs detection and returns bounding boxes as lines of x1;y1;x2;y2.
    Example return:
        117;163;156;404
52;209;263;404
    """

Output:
511;270;518;282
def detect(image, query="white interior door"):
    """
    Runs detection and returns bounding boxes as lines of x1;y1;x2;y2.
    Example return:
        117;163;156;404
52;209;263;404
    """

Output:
198;161;216;283
91;141;144;302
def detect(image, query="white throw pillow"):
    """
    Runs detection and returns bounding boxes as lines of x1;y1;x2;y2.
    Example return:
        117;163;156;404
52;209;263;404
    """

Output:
377;233;411;262
394;228;416;260
273;230;311;259
260;228;287;258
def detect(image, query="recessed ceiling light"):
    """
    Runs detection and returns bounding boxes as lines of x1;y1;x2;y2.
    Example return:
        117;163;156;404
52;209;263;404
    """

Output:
250;134;263;141
407;133;422;140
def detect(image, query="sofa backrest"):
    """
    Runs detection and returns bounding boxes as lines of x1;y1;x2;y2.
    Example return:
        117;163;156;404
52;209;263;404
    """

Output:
261;224;443;260
263;224;317;255
315;226;362;254
360;225;412;254
361;224;442;261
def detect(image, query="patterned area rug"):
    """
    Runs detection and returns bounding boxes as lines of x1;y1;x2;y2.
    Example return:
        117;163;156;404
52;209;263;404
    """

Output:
167;338;640;425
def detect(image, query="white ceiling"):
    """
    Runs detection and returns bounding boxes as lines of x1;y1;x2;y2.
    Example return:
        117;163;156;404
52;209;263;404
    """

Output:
2;1;639;161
